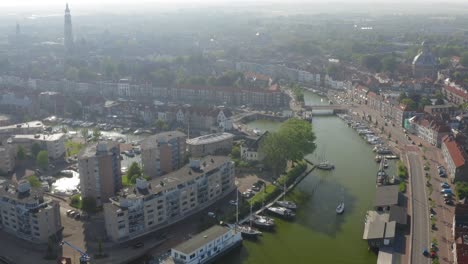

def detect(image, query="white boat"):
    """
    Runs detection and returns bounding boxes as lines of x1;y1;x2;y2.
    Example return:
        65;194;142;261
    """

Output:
267;206;296;219
253;128;262;135
316;161;335;170
276;200;297;210
252;215;275;230
336;203;345;214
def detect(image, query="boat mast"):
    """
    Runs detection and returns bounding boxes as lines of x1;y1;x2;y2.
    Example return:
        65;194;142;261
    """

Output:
283;180;286;202
236;189;239;226
250;203;253;228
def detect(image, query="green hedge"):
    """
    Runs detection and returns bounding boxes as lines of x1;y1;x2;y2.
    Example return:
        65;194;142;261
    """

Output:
397;160;408;180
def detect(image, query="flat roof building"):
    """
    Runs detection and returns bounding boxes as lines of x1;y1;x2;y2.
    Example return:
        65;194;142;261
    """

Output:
103;156;235;242
0;180;62;243
8;133;66;159
141;131;186;178
78;141;121;206
187;132;234;157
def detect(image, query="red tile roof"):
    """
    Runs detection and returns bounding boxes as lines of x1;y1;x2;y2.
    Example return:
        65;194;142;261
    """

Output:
443;135;468;168
244;72;271;82
445;85;468;100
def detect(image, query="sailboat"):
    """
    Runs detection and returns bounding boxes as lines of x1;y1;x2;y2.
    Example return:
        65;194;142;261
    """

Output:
236;193;262;239
336;189;345;214
276;181;297;210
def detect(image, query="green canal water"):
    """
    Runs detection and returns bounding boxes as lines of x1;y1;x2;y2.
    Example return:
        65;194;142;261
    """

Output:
222;91;388;264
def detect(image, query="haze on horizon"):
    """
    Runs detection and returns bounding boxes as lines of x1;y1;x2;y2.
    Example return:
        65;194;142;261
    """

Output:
2;0;468;16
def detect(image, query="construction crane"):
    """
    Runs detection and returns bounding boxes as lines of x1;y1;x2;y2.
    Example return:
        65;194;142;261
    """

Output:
60;240;90;264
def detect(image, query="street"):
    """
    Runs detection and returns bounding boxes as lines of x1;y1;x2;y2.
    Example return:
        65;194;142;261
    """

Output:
408;152;430;264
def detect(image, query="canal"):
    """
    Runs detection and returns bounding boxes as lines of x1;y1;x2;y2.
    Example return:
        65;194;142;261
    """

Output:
222;90;381;264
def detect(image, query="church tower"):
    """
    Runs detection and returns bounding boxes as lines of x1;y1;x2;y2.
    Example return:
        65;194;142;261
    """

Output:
64;3;74;53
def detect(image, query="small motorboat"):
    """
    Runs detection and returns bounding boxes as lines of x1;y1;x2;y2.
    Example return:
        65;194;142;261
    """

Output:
267;206;296;219
336;202;345;214
276;200;297;210
383;159;389;169
316;161;335;170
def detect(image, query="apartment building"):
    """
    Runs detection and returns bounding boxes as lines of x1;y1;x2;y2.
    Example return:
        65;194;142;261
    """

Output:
8;133;66;159
441;135;468;182
140;131;186;179
103;156;235;242
0;180;62;243
0;146;15;173
187;133;234;157
78;142;122;206
408;117;451;147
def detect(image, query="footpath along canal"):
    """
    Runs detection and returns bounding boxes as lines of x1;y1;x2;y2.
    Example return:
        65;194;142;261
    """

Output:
221;91;394;264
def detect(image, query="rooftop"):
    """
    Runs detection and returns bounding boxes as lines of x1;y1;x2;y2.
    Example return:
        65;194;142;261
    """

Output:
10;133;65;142
173;225;231;254
0;180;45;204
443;135;468;168
78;141;119;159
140;131;186;149
186;132;234;146
0;121;44;132
111;156;231;204
374;185;400;208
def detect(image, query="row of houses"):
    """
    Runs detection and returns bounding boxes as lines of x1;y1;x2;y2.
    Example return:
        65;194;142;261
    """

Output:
0;75;289;108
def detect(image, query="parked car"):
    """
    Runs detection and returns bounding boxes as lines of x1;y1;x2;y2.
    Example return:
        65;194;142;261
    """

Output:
440;182;450;189
66;210;74;216
444;193;453;199
69;211;77;217
133;242;144;249
445;200;454;205
441;189;453;194
74;213;81;220
229;200;237;206
207;212;216;218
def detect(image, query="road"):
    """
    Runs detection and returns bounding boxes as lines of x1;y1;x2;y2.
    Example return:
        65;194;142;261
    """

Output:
408;153;430;264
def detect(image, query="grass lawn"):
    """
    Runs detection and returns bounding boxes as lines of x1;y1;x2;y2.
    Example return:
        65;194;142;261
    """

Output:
65;140;84;157
122;175;133;187
27;175;42;187
70;194;82;209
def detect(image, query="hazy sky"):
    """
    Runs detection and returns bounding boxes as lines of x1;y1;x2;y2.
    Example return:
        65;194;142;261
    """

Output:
2;0;467;15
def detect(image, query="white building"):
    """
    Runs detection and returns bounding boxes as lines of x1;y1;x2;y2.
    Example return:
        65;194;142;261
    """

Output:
240;132;268;161
103;156;235;242
0;180;62;243
8;133;66;159
169;225;242;264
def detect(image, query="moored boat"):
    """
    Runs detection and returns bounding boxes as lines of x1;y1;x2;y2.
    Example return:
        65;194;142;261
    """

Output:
276;200;297;210
336;202;345;214
252;215;275;230
267;206;296;219
237;225;262;239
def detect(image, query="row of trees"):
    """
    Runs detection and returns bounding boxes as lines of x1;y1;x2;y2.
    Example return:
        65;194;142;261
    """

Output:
17;145;49;170
398;91;444;111
259;118;316;177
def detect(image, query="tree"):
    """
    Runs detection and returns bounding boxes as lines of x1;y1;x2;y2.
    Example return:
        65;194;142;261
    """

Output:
81;128;89;141
398;92;407;103
401;98;417;111
36;150;49;170
92;128;102;141
155;119;169;131
278;118;316;161
17;146;26;161
361;55;382;72
259;132;288;178
259;118;316;177
126;162;143;184
231;145;240;160
461;52;468;68
419;97;432;109
382;56;398;73
31;142;41;158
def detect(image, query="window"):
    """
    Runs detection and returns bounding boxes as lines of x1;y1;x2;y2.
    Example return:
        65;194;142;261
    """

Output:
190;253;196;259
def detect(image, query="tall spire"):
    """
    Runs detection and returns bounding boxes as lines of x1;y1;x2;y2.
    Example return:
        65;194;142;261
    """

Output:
64;3;74;53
